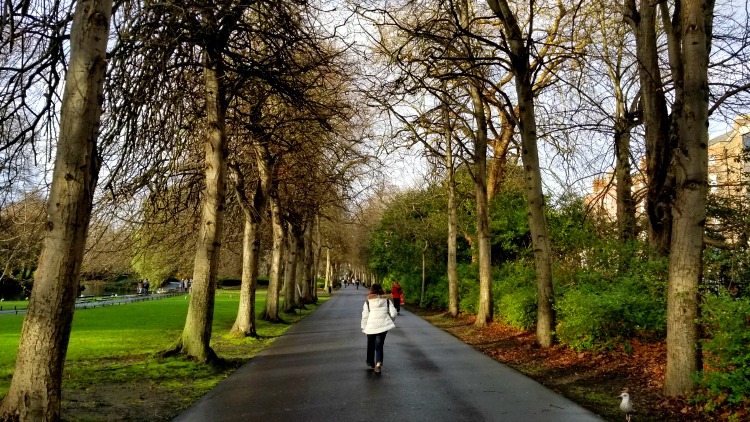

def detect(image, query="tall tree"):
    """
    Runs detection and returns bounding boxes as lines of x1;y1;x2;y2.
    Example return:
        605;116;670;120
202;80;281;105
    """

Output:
484;0;573;347
624;0;674;256
0;0;112;418
625;0;715;395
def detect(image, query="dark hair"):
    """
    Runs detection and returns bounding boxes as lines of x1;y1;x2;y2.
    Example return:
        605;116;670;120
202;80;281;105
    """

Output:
369;283;385;295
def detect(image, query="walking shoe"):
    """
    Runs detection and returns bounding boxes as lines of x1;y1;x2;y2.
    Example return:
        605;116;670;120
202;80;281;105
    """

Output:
374;362;382;374
367;361;374;368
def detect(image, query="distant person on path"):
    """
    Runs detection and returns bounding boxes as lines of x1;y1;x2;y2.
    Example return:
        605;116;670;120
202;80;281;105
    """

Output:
143;279;150;295
390;280;404;315
137;280;143;295
361;283;398;374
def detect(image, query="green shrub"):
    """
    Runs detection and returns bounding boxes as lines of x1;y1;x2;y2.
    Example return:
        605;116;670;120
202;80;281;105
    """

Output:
556;274;666;351
694;291;750;407
457;264;479;313
497;286;537;330
494;260;537;330
257;276;269;286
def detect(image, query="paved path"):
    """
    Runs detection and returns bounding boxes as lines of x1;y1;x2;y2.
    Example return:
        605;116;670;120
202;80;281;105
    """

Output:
174;288;603;422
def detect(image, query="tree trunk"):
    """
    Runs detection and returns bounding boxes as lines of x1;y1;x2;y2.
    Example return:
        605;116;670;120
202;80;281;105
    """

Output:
312;215;322;301
444;92;459;317
325;248;331;292
177;48;228;363
626;0;674;256
420;240;428;307
230;213;260;337
303;220;315;303
283;222;299;312
517;73;556;349
486;0;555;347
469;83;493;328
611;69;638;242
487;107;515;201
263;191;284;321
0;1;110;419
664;0;713;396
229;160;269;337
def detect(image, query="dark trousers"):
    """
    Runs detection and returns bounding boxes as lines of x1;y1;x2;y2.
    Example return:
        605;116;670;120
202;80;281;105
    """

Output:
393;297;401;313
366;331;388;366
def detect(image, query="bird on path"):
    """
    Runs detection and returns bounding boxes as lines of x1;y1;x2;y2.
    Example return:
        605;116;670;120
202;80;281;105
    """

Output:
617;392;634;422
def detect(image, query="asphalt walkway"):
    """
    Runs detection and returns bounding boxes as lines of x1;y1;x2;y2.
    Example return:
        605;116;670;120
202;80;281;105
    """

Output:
174;287;603;422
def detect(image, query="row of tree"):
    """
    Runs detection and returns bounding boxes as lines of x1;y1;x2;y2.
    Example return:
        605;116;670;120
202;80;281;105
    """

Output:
0;0;374;420
353;0;746;398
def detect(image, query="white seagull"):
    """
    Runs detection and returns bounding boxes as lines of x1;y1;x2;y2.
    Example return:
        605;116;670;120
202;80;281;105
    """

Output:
617;392;634;422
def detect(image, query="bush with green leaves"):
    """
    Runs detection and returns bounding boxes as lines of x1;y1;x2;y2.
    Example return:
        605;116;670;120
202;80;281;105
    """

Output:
555;244;667;351
493;260;537;330
694;291;750;408
457;264;480;314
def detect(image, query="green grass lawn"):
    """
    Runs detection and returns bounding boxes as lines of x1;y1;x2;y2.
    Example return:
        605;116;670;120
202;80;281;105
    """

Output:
0;290;327;419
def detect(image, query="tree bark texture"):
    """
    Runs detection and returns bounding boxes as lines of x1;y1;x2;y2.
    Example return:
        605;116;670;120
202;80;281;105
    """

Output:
179;48;228;363
486;0;555;347
444;92;459;317
264;192;284;320
626;0;674;256
283;222;299;312
664;0;714;396
230;214;260;337
469;84;493;327
229;158;269;337
0;2;110;420
325;248;331;291
487;107;515;201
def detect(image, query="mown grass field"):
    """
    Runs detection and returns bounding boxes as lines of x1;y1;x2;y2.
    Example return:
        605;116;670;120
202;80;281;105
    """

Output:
0;289;326;420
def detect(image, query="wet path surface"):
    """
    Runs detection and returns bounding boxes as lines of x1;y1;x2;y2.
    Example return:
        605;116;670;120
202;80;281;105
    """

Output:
174;288;603;422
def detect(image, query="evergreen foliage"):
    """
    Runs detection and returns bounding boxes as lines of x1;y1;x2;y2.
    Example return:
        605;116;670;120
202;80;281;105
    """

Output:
695;291;750;407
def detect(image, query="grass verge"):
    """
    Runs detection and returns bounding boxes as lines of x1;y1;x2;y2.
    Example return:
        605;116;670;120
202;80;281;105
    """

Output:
0;289;327;421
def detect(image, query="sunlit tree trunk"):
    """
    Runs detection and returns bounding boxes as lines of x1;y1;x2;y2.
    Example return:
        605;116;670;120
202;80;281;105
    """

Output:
663;0;714;396
486;0;555;347
444;91;459;317
469;83;493;327
324;248;331;292
487;107;515;201
0;1;110;419
177;47;228;362
229;159;270;337
264;190;284;321
231;213;260;337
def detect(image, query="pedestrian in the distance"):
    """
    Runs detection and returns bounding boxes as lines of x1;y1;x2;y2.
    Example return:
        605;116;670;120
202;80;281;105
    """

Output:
361;283;397;374
391;280;404;314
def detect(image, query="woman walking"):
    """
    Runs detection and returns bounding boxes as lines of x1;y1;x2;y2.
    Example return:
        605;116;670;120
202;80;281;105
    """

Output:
361;283;398;374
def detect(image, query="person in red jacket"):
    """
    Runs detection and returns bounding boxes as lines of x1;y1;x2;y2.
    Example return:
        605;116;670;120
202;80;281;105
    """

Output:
390;281;404;314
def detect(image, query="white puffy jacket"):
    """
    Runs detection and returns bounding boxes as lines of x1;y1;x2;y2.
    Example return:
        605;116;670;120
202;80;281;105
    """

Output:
361;295;397;334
